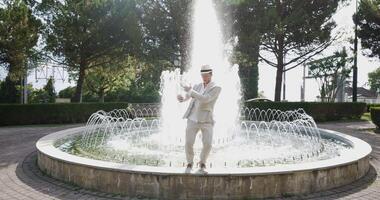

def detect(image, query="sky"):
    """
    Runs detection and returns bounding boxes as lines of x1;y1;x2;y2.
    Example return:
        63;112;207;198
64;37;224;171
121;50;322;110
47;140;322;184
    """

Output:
0;0;379;101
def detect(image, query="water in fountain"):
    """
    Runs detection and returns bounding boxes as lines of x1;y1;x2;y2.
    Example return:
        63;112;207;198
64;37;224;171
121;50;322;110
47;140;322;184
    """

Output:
159;0;241;145
70;107;350;168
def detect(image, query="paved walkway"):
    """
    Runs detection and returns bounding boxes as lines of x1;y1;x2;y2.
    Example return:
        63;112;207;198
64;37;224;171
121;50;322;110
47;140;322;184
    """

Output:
0;121;379;200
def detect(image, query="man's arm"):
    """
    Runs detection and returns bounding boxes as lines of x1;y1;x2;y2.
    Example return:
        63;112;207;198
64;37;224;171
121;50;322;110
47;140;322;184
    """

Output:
178;85;196;102
189;86;221;103
182;91;192;102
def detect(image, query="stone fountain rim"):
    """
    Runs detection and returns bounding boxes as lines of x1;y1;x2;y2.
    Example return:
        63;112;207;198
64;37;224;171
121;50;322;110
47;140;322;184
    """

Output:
36;125;372;176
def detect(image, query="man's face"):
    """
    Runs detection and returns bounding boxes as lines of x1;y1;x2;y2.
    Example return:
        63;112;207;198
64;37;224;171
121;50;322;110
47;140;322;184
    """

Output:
201;73;212;83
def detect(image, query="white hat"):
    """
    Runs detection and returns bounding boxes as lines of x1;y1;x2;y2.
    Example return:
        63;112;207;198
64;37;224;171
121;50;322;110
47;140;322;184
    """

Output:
200;64;213;74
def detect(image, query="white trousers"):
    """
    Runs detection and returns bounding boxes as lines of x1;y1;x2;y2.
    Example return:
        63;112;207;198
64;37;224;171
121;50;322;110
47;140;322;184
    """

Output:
185;119;214;164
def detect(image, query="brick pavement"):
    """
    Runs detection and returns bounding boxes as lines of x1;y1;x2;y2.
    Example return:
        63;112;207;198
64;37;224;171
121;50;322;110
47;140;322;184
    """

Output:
0;122;379;200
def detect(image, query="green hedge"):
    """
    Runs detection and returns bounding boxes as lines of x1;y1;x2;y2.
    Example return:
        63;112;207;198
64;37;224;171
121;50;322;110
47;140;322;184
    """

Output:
0;102;367;126
0;103;129;126
245;102;367;122
366;103;380;112
370;107;380;129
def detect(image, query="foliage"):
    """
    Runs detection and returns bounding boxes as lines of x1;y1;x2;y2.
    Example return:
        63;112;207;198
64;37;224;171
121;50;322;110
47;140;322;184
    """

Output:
307;48;353;102
132;0;193;102
43;77;56;103
0;102;130;126
58;86;75;99
0;0;41;103
0;0;42;80
370;107;380;129
27;78;56;103
0;76;20;103
84;56;137;102
122;81;161;103
368;67;380;92
38;0;143;102
0;101;366;126
366;103;380;112
245;101;366;122
225;0;267;100
137;0;192;70
355;0;380;59
29;88;50;104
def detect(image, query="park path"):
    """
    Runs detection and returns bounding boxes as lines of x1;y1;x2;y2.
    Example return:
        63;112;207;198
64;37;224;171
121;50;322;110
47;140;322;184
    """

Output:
0;121;379;200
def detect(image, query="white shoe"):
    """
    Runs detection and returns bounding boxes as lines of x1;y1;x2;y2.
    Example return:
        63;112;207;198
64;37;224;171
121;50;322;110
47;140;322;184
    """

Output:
196;168;208;175
197;163;208;175
185;163;193;173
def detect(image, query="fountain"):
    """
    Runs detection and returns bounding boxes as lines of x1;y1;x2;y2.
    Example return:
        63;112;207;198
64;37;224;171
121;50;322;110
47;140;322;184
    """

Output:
36;0;372;199
69;108;330;168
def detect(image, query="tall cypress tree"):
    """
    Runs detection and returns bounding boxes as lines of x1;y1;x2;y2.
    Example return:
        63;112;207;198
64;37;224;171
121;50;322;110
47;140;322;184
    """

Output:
227;0;267;100
44;77;56;103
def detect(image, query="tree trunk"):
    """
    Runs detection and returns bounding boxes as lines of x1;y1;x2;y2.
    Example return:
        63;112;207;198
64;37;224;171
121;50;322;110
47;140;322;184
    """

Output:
274;38;284;102
321;84;326;102
5;60;22;103
274;65;283;102
72;64;86;103
251;43;260;99
274;0;284;102
99;89;105;103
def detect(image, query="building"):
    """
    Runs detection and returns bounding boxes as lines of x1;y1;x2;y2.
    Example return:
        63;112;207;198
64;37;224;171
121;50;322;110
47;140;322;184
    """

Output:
345;87;380;103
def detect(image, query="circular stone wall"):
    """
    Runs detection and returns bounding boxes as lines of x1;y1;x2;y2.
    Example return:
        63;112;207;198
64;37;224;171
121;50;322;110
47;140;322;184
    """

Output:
36;126;372;199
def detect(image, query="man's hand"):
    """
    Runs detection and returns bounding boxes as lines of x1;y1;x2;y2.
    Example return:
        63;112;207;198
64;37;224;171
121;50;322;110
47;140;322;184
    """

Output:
177;95;184;102
183;85;192;92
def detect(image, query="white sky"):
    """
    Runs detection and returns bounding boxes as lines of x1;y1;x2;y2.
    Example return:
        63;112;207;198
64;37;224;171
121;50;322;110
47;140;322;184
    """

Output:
0;0;379;100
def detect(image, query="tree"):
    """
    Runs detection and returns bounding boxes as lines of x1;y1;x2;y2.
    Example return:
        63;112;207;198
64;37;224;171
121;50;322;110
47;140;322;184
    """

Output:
258;0;342;101
225;0;268;100
58;86;75;99
134;0;193;100
0;76;19;103
26;78;56;104
29;88;49;103
84;56;136;102
0;0;41;103
355;0;380;59
368;67;380;92
307;48;352;102
38;0;143;102
138;0;192;70
122;60;162;103
43;77;56;103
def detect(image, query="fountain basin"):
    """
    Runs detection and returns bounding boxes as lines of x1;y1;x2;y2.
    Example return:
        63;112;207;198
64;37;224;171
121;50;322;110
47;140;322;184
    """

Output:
36;126;371;199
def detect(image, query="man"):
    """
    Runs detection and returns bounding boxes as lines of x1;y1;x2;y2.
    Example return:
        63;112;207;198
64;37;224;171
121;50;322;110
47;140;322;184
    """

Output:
177;64;222;174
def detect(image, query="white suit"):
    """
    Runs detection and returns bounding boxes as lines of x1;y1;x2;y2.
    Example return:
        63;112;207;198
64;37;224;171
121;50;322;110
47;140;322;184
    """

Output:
182;81;221;164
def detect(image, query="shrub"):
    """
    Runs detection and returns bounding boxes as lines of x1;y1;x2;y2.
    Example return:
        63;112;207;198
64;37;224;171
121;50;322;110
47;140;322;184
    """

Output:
244;102;366;122
0;102;130;126
0;101;367;126
366;103;380;112
370;107;380;129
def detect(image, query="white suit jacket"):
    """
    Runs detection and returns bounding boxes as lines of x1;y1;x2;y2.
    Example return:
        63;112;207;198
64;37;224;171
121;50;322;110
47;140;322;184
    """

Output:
182;81;222;123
